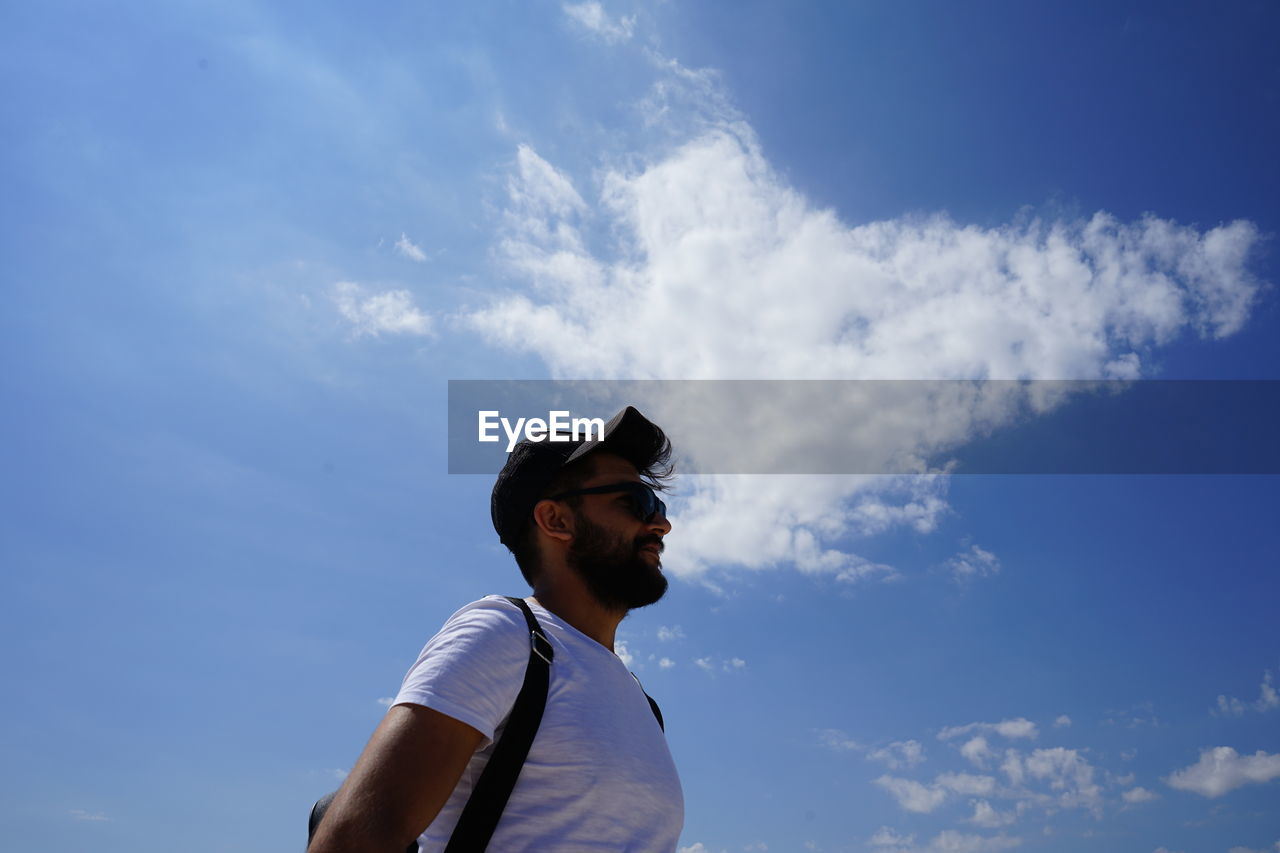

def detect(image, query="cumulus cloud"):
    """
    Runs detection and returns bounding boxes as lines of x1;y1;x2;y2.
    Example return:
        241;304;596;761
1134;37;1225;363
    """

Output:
961;736;997;768
946;544;1001;582
939;719;1039;742
868;740;927;769
1165;747;1280;798
1121;786;1159;804
1022;747;1104;816
562;1;636;43
868;826;1022;853
467;54;1264;582
875;775;950;814
395;232;428;262
1215;669;1280;717
967;799;1017;828
936;772;998;796
658;657;675;669
333;281;432;337
1053;715;1072;728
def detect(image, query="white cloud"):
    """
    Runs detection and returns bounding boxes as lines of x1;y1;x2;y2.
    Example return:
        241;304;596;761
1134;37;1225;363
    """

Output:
869;826;917;847
816;728;863;752
1215;669;1280;717
333;281;432;337
1121;786;1159;804
657;624;685;642
1165;747;1280;798
939;718;1039;742
1053;715;1072;728
615;639;635;667
875;775;949;814
946;544;1001;582
1000;749;1025;786
1226;843;1280;853
562;1;636;44
694;657;713;673
936;772;998;796
961;736;996;768
967;799;1017;828
867;827;1022;853
69;810;111;822
658;657;675;669
394;232;428;262
868;740;927;769
1022;747;1104;816
468;56;1264;582
376;696;395;706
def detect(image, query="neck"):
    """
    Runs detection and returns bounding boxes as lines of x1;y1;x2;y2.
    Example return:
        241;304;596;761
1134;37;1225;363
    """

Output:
530;575;626;651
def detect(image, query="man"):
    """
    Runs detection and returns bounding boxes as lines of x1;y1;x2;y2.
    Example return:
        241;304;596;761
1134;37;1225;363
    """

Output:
309;406;683;852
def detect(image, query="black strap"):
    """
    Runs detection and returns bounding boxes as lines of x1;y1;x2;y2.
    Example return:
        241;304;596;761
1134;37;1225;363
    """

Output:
444;596;553;852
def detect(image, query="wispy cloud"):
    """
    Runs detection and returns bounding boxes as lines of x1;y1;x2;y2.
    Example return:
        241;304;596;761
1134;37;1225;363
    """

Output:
945;544;1001;583
562;1;636;44
395;232;428;262
869;825;1022;853
657;624;685;642
868;740;927;770
1165;747;1280;798
1215;668;1280;717
69;809;111;822
816;728;863;752
939;718;1039;742
693;655;746;675
333;281;433;338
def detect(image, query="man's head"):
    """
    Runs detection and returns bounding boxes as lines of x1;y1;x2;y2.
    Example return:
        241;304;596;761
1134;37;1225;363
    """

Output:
490;407;673;604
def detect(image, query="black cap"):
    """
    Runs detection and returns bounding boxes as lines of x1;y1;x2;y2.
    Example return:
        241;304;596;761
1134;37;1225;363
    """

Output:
491;406;667;549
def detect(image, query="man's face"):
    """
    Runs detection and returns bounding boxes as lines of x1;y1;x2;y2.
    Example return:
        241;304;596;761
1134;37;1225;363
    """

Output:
564;454;672;612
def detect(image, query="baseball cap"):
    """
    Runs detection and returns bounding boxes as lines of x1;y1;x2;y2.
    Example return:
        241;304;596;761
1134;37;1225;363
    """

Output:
490;406;669;549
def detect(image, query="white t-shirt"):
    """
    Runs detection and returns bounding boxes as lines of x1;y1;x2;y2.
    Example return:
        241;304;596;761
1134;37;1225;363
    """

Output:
393;595;684;852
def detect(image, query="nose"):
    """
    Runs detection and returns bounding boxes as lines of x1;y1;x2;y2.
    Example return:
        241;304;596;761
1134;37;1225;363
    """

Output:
648;509;672;536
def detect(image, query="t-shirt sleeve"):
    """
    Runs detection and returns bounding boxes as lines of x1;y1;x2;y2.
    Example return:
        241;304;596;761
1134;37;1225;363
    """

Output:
392;597;529;747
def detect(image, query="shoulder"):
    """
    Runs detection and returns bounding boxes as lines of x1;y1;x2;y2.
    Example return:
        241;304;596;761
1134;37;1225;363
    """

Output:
426;596;531;657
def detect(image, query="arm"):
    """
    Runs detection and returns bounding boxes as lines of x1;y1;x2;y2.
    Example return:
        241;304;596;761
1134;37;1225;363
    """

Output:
308;703;485;853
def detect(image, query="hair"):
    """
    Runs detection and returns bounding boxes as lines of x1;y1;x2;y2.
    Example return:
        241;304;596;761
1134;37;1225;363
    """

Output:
511;437;674;586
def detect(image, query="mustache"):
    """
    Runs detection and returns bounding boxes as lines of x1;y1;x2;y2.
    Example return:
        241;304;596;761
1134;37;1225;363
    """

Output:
635;534;664;553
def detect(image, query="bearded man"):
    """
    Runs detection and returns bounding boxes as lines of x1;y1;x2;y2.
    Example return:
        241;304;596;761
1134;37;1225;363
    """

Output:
308;407;683;852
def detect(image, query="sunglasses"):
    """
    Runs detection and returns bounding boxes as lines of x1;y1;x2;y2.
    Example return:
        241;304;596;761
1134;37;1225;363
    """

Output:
549;481;668;524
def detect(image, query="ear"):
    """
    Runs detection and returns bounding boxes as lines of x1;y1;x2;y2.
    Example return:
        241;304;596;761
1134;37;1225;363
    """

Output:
531;498;575;544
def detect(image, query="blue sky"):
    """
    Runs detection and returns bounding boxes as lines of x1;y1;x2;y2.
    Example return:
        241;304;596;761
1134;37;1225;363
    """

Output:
3;2;1279;851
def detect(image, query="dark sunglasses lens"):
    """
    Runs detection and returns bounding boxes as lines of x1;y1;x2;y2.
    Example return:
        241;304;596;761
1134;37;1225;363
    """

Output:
628;485;664;522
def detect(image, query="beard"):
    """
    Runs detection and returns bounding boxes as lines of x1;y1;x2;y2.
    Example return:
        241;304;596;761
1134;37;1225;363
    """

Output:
567;514;668;612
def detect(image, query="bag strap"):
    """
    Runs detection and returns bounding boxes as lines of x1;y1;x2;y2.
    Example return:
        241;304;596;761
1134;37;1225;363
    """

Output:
444;596;554;852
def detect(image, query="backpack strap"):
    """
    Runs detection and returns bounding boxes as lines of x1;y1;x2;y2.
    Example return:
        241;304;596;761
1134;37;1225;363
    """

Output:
630;672;665;731
444;596;553;852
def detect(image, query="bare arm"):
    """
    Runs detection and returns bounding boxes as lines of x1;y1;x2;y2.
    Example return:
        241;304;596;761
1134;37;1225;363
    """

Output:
308;703;485;853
